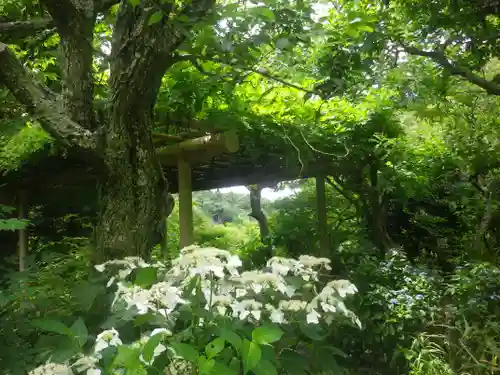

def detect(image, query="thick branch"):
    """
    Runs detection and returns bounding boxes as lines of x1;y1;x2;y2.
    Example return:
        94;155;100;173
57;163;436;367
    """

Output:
111;0;215;109
0;43;96;149
401;43;500;95
248;185;270;245
94;0;120;14
40;0;96;130
41;0;94;35
0;19;53;42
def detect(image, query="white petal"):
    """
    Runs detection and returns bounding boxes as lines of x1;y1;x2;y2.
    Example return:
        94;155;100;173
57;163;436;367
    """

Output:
270;309;285;324
251;310;261;320
306;310;320;324
94;264;105;272
151;328;171;336
94;340;108;353
106;277;116;288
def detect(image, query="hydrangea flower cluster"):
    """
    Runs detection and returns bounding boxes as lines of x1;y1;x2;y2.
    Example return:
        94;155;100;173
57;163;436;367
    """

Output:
28;246;360;375
99;246;360;327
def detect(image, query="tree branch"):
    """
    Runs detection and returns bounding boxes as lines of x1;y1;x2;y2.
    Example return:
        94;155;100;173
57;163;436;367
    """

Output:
0;19;54;43
0;42;96;150
400;42;500;95
175;54;319;95
40;0;97;130
94;0;120;14
41;0;94;35
110;0;215;112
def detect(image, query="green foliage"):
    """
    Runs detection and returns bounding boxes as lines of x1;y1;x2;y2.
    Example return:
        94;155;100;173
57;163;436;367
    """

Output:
0;204;28;231
0;241;109;374
3;0;500;374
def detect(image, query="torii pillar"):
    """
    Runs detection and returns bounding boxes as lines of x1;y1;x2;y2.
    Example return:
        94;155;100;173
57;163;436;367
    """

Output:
156;131;239;249
178;158;193;248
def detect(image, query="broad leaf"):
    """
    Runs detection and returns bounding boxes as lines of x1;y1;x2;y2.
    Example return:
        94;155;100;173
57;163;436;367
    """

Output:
219;329;242;352
205;337;225;359
241;339;261;375
170;342;199;363
114;345;142;368
148;11;163;26
143;333;165;363
253;359;278;375
198;355;216;375
70;317;88;348
252;325;283;345
32;319;71;336
134;267;157;288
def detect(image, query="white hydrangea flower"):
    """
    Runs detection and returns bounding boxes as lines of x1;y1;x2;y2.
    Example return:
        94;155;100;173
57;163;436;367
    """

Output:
72;356;99;372
99;247;360;333
306;309;321;324
94;328;122;353
151;328;172;336
298;255;331;270
123;287;151;314
230;299;263;321
28;363;73;375
329;280;358;297
149;282;185;313
265;304;286;324
279;300;307;312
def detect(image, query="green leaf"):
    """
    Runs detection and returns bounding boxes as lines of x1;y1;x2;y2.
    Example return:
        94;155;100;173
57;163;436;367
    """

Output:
148;11;163;26
32;319;71;335
253;359;278;375
128;0;140;7
128;369;147;375
50;338;81;362
213;361;239;375
275;37;290;49
298;322;327;341
134;267;157;288
228;358;241;374
73;281;101;310
257;7;275;21
252;325;283;345
170;342;199;363
278;350;307;375
198;355;216;375
205;337;225;359
143;333;165;363
70;317;88;348
358;25;374;32
219;329;242;352
114;345;141;368
241;339;261;375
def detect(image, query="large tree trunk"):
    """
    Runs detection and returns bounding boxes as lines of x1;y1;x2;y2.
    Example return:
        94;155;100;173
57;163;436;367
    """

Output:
0;0;214;261
248;185;271;250
94;113;169;260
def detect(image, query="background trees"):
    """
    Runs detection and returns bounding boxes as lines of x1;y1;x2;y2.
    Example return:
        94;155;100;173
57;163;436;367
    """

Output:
1;0;500;374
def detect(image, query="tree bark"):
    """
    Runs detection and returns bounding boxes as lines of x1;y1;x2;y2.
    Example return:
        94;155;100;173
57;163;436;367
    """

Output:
248;185;271;248
1;0;214;261
315;175;329;257
94;0;213;260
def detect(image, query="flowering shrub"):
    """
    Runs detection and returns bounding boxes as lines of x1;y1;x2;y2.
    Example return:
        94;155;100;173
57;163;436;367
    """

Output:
28;246;360;375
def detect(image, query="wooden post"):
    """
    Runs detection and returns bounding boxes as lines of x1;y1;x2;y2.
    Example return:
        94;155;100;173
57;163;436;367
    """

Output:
161;217;169;261
316;175;328;257
18;190;28;272
178;158;194;248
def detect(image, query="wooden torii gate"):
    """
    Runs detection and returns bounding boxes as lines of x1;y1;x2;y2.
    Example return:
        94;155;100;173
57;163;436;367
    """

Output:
6;128;334;269
155;130;240;248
